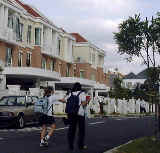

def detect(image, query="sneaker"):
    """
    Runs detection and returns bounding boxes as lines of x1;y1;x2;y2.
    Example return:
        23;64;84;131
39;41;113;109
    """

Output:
43;137;48;144
40;142;48;147
79;145;87;150
40;138;48;147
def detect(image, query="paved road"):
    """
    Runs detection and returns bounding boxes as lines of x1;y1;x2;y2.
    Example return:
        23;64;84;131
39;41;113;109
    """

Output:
0;116;154;153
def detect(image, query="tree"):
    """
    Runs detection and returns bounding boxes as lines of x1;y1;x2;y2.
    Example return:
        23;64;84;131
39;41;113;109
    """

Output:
114;13;160;140
109;77;132;100
0;66;3;73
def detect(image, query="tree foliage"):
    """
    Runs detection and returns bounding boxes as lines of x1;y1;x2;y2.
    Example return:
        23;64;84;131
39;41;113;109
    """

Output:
114;14;160;68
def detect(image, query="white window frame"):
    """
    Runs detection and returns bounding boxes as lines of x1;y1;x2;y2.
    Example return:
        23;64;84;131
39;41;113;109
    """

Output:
26;52;32;67
5;48;12;66
42;57;46;70
27;25;32;44
57;37;61;56
35;28;41;45
50;60;55;71
18;51;23;67
80;70;85;79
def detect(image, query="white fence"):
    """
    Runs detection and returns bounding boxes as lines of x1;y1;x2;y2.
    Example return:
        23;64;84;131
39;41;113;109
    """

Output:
48;97;155;115
91;97;155;114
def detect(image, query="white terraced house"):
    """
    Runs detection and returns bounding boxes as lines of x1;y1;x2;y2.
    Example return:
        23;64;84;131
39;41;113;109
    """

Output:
0;0;110;98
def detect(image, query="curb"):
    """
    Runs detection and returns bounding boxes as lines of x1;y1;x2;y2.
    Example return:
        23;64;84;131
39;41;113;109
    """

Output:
103;140;133;153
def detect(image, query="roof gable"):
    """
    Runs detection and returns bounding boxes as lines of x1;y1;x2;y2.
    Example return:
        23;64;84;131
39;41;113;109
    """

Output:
124;72;137;79
71;33;88;42
14;0;41;17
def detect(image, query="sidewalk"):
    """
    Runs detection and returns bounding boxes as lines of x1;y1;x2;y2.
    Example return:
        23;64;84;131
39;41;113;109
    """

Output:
54;113;154;118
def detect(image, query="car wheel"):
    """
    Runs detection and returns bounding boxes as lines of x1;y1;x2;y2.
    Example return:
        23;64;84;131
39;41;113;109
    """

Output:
17;116;25;129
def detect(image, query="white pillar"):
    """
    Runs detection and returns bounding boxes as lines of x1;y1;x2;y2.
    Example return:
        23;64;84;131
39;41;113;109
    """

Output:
4;7;8;28
0;5;4;28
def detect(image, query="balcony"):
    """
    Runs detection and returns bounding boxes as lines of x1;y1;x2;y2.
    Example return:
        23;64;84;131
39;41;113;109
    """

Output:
42;43;58;57
0;27;18;45
55;77;96;89
3;67;61;81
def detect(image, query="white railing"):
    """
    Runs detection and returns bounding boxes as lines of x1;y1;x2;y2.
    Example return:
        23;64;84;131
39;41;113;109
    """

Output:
0;27;18;45
42;43;59;57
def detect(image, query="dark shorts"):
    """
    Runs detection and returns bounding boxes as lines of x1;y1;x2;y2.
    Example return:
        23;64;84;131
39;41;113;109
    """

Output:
39;114;55;125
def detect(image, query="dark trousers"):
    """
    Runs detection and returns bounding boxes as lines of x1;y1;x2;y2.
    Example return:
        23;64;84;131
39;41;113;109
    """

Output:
67;114;85;149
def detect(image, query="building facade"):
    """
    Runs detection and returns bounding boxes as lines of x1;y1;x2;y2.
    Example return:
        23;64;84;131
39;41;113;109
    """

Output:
0;0;110;96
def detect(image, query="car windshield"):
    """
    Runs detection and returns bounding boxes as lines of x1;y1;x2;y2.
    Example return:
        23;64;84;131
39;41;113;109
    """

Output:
17;97;26;106
0;97;8;105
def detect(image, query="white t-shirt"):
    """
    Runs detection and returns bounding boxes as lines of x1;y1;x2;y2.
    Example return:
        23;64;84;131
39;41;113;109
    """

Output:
47;94;61;116
67;91;87;116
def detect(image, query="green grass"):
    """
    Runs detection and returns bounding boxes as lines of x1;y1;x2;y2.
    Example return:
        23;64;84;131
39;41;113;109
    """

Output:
114;137;160;153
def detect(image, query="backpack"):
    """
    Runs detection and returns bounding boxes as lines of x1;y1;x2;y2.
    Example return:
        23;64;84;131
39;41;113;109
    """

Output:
34;97;53;115
65;91;82;114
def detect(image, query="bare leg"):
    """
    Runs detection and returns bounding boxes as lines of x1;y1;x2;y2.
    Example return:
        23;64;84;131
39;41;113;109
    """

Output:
48;123;56;137
41;124;47;140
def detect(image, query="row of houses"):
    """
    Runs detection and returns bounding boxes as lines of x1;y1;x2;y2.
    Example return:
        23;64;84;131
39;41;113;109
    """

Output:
0;0;117;97
123;70;147;89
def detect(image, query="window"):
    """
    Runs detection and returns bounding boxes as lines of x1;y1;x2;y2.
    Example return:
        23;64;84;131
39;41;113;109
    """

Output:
26;52;31;67
50;60;55;71
5;48;12;66
18;52;23;67
127;82;132;88
7;97;17;106
15;17;20;40
41;58;46;70
19;23;23;42
17;97;25;106
92;53;95;64
27;25;32;44
35;28;41;45
0;97;8;105
89;52;92;63
8;16;13;29
58;63;62;74
57;37;61;56
66;64;70;77
80;70;85;78
91;73;96;81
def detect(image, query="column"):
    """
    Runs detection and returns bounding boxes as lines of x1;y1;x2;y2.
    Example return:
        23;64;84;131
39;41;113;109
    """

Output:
0;5;4;28
4;6;8;28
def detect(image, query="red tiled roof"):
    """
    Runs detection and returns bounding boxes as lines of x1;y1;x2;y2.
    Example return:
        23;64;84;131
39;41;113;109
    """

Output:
71;33;88;43
14;0;41;17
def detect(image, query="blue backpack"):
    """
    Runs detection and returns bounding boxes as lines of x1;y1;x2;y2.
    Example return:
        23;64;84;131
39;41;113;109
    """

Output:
34;97;53;115
65;91;82;114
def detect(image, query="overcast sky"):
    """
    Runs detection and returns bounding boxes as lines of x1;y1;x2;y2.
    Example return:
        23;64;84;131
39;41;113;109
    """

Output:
23;0;160;75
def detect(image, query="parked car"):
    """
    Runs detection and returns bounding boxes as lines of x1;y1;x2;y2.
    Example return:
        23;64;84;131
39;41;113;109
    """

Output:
0;95;39;128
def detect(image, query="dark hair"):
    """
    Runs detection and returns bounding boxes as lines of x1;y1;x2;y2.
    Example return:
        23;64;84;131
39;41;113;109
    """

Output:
66;89;71;95
72;82;82;92
44;86;53;97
